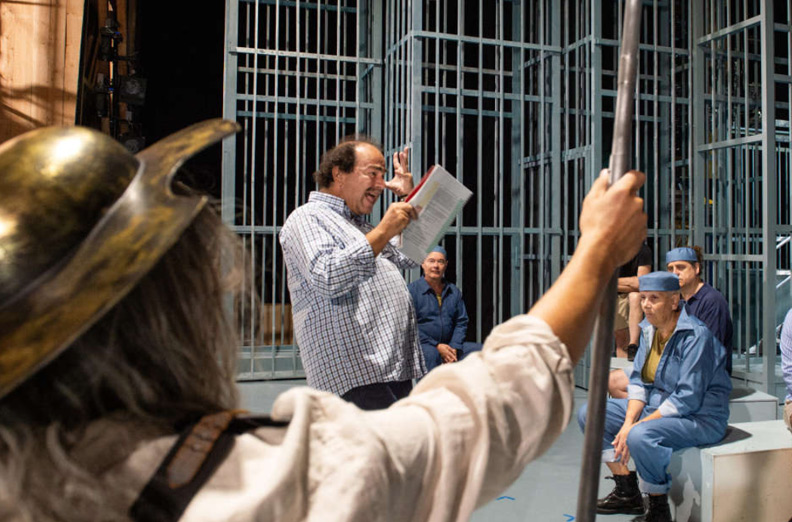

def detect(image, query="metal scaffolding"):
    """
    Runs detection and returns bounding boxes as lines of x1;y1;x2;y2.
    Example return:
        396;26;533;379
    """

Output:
222;0;791;398
221;0;380;378
382;1;562;344
691;0;790;398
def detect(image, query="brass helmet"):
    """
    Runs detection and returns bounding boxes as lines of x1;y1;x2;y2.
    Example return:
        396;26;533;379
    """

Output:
0;119;239;399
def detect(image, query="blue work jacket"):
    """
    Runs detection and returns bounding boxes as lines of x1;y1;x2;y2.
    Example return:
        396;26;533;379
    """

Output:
627;305;731;426
407;277;469;350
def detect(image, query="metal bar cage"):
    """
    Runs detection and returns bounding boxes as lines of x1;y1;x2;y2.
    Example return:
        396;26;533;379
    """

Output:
222;0;791;398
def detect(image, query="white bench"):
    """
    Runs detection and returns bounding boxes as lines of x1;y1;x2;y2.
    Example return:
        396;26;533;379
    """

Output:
668;420;792;522
727;386;778;423
609;357;633;372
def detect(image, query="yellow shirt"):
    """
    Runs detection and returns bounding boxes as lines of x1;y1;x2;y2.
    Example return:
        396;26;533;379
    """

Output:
641;332;670;383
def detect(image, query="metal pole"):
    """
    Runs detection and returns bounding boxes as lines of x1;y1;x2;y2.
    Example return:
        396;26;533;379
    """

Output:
575;1;642;521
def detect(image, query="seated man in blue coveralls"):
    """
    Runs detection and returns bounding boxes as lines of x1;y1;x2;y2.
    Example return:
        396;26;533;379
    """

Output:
579;272;731;522
408;246;481;372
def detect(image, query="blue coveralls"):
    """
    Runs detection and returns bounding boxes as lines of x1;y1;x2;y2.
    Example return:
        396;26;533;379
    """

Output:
407;277;481;372
578;305;732;494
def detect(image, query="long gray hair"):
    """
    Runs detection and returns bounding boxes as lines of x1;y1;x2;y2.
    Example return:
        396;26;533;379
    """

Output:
0;202;244;521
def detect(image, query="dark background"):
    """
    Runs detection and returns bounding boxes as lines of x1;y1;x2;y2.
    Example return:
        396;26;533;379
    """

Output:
135;2;226;197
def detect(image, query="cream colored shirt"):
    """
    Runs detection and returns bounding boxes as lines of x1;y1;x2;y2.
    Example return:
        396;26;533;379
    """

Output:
103;315;574;522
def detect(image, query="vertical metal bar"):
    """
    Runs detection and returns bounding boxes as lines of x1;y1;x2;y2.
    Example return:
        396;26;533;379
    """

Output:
576;2;642;520
395;0;402;152
434;0;441;167
590;0;602;197
652;0;660;254
440;0;448;170
562;0;570;280
248;0;262;376
222;0;239;226
741;1;750;368
574;0;581;265
295;1;310;371
355;0;362;131
295;1;303;225
400;0;404;151
456;0;465;316
267;0;282;376
511;0;525;318
670;0;677;248
238;2;252;362
724;7;734;362
788;0;792;180
550;0;561;284
497;0;504;324
536;2;551;294
760;0;778;394
405;0;410;149
336;1;343;137
279;5;291;358
519;0;528;314
528;2;536;306
476;0;483;342
314;2;322;201
385;0;394;155
411;0;423;177
343;2;349;135
691;0;706;249
371;0;383;142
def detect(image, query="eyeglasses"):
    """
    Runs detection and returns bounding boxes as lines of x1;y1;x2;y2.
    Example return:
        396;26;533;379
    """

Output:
424;259;447;265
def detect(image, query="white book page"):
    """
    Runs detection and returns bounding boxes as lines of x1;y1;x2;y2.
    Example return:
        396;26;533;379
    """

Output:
399;165;472;264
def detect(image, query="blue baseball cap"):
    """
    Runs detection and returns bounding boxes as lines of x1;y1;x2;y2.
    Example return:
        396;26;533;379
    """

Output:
666;247;697;265
639;271;680;292
430;245;447;257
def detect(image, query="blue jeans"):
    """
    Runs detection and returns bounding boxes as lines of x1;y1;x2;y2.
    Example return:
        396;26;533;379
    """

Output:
577;398;725;494
421;341;483;372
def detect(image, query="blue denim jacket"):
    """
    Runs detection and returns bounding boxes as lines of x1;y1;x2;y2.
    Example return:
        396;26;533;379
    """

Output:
407;277;469;350
627;304;731;426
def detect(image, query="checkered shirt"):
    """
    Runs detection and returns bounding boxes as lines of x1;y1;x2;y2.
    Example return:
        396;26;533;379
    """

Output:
279;191;426;395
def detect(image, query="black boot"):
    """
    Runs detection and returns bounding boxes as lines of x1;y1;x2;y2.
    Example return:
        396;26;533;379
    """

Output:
597;471;645;515
632;493;672;522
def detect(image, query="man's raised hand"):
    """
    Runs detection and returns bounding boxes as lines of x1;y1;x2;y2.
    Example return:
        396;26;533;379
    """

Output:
386;146;413;197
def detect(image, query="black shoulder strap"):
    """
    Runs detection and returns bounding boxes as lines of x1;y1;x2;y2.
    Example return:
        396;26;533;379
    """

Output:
129;411;288;522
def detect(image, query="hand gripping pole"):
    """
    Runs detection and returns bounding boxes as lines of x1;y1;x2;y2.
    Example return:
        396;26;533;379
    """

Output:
575;1;643;521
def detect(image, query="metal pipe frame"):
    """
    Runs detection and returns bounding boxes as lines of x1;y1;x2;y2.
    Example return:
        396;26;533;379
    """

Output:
221;1;791;402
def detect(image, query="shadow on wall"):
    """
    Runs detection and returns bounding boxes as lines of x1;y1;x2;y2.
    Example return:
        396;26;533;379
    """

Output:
0;0;82;144
0;85;78;143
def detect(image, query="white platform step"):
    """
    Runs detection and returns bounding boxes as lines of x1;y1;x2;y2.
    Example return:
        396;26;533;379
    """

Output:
728;386;778;423
669;420;792;522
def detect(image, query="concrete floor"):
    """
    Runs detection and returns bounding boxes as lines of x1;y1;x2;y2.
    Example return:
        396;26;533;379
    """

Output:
237;380;639;522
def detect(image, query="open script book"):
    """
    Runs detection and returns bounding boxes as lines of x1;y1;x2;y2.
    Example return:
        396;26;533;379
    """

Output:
398;165;473;264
